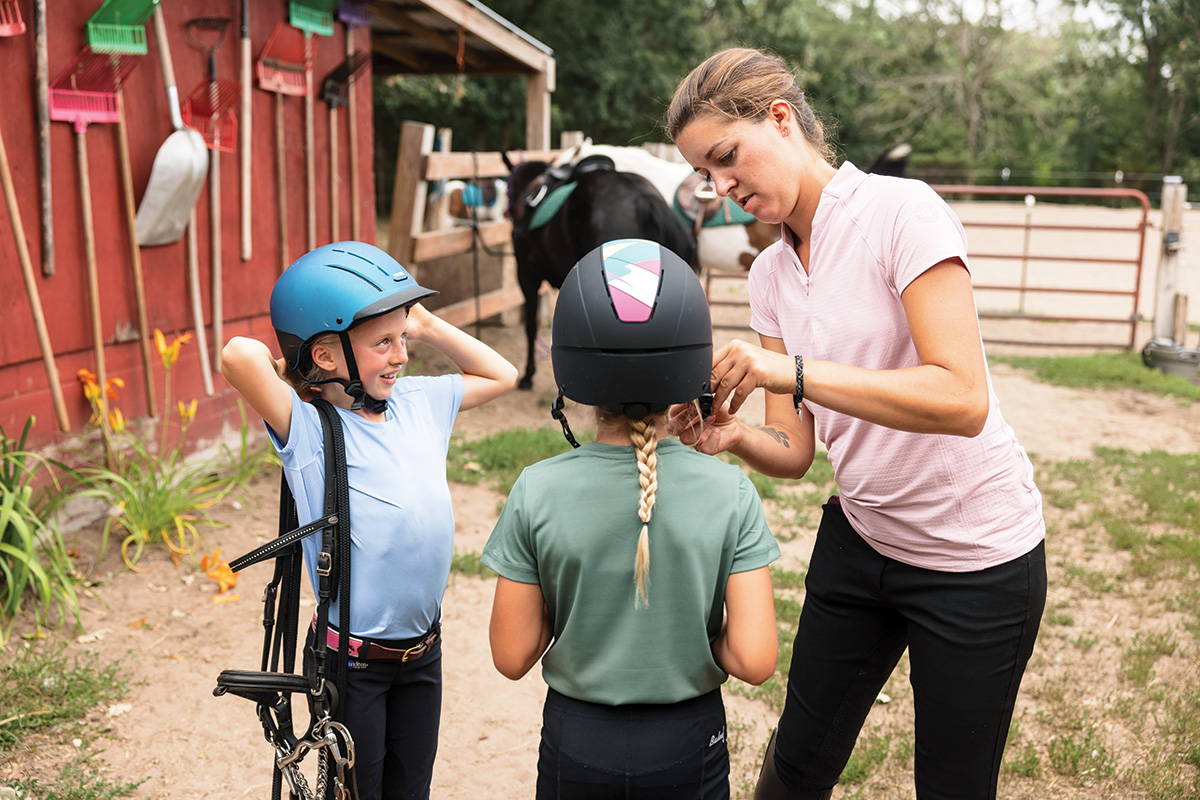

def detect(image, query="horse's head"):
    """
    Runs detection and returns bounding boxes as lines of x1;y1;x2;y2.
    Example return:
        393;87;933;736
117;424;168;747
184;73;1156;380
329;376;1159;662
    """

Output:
501;156;552;230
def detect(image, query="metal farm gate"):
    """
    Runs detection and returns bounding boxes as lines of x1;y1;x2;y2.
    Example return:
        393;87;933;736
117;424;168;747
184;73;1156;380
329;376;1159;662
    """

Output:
931;185;1151;349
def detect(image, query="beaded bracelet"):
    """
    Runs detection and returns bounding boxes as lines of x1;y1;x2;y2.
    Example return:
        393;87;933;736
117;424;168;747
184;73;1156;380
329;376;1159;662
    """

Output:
793;355;805;409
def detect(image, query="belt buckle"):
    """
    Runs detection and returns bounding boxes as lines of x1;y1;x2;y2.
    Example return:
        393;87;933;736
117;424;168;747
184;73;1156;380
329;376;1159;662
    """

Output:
401;631;436;662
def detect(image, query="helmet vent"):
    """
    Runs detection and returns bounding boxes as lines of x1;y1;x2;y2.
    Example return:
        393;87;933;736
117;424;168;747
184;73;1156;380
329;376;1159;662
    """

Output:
327;263;385;291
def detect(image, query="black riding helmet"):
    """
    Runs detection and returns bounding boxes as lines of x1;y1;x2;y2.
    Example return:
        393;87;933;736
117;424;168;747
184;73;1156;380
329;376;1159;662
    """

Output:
550;238;713;442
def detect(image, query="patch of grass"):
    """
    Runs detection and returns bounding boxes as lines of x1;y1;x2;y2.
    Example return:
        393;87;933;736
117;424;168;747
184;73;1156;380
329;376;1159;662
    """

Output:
1060;563;1118;594
1047;724;1115;779
1132;678;1200;798
769;565;807;592
12;745;146;799
990;352;1200;402
1038;456;1106;509
1119;631;1176;686
839;728;891;784
1005;719;1042;778
447;427;575;495
0;644;130;750
450;550;497;578
1069;632;1100;652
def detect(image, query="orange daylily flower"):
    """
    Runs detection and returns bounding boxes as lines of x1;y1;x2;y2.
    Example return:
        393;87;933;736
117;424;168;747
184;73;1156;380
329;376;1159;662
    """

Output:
200;548;238;594
178;399;198;424
154;329;193;370
108;408;126;432
105;376;125;401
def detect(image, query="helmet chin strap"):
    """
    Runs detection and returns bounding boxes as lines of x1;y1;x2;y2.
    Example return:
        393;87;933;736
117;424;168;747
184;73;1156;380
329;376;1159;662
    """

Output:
308;331;389;414
552;387;715;449
550;393;580;449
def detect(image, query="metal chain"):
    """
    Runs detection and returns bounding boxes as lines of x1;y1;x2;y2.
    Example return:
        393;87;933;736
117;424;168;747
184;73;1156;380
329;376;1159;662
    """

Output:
273;716;358;800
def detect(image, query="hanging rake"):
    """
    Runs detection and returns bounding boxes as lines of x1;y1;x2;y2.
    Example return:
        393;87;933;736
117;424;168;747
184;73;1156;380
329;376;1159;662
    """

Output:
258;22;320;270
0;0;25;36
49;47;144;460
321;51;369;241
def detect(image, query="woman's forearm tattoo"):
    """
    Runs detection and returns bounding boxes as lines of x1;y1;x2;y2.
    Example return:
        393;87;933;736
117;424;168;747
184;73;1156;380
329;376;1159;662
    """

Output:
760;426;791;448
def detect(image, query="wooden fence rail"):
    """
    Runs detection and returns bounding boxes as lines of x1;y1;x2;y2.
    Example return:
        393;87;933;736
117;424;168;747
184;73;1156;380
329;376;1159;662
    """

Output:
385;120;574;327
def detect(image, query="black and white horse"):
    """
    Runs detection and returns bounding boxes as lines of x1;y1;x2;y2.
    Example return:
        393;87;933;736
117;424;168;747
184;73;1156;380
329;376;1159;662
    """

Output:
502;151;698;390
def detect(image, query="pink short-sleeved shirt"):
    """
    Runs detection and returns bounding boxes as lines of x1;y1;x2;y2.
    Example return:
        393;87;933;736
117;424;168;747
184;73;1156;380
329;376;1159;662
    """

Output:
749;162;1045;572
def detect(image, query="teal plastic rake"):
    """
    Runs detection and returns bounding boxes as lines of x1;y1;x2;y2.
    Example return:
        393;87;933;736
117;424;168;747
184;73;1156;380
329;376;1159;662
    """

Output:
289;0;339;36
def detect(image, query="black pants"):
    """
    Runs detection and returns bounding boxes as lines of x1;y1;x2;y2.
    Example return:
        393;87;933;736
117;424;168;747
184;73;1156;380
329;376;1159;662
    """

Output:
773;501;1046;800
304;629;443;800
537;687;731;800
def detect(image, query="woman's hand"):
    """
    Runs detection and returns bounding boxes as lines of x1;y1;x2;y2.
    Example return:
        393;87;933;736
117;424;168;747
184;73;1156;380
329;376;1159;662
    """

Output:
712;339;795;415
668;399;743;455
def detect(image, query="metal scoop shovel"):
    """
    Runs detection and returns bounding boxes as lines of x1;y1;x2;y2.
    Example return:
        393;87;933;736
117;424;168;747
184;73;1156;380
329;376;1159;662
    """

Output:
135;7;208;247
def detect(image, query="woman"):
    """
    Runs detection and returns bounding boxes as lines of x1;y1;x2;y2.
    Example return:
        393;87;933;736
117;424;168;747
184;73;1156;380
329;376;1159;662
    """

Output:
665;48;1046;800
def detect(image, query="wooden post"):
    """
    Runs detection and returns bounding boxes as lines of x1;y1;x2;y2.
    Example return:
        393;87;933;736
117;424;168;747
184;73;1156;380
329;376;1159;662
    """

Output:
525;69;551;151
1154;178;1186;341
1173;295;1189;345
424;127;451;232
387;121;434;267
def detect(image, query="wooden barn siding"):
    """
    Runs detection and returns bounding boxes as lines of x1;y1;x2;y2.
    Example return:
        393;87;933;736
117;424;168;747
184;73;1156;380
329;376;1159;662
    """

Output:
0;0;375;451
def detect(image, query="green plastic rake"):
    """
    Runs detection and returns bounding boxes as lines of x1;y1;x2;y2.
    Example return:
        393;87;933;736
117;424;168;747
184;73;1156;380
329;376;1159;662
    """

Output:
86;0;163;55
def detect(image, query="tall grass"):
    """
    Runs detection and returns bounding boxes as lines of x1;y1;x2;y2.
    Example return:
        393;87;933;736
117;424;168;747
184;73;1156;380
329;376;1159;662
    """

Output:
0;419;80;642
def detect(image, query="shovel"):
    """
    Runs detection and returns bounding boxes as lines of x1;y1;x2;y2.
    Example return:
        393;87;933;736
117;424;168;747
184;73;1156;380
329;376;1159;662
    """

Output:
135;7;208;247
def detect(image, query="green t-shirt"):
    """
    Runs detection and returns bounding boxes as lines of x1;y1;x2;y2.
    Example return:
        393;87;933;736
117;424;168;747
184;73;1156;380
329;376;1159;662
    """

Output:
482;439;779;705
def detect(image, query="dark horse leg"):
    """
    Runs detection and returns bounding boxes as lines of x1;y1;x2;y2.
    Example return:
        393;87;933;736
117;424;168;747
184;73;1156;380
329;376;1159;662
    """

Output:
518;269;542;390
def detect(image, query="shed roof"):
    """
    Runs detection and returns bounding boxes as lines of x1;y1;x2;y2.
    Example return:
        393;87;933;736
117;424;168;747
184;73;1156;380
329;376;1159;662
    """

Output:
370;0;554;85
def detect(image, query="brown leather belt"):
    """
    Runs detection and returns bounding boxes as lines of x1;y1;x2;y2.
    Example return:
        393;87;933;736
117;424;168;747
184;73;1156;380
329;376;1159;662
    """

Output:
314;619;440;663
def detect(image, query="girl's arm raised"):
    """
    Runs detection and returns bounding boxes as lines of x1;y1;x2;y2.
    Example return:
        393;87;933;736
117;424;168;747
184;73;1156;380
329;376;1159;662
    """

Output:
712;566;777;685
405;304;519;411
489;577;554;680
221;337;295;443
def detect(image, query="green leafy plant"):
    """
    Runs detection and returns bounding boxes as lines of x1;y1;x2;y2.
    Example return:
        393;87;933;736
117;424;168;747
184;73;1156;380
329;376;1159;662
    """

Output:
71;332;230;570
0;418;80;642
215;399;281;500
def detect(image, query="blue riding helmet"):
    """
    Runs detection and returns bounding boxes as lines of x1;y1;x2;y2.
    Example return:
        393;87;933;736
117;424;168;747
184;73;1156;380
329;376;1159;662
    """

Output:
270;241;437;410
271;241;437;370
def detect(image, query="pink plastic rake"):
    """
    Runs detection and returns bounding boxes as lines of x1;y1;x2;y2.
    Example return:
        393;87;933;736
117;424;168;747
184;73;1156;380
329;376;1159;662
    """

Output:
49;47;142;132
50;47;146;433
0;0;25;37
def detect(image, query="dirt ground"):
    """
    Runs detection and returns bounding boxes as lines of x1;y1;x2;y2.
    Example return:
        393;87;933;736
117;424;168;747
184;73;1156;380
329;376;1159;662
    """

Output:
4;313;1200;798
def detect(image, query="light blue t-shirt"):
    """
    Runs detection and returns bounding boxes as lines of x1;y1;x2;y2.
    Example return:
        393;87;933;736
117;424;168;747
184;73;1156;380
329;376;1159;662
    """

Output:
267;374;463;640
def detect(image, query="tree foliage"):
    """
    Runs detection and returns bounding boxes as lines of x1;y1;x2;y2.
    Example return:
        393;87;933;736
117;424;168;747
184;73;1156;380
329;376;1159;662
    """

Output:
372;0;1200;203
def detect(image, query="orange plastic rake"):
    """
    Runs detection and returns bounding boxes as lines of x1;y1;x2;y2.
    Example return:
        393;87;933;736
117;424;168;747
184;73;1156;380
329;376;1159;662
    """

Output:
257;21;318;96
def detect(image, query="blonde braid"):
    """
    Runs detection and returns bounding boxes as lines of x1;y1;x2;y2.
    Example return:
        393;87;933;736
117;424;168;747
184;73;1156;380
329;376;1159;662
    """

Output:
628;417;659;607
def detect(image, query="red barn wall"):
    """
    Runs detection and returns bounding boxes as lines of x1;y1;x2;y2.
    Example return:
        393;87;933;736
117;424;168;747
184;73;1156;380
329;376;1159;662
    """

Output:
0;0;375;452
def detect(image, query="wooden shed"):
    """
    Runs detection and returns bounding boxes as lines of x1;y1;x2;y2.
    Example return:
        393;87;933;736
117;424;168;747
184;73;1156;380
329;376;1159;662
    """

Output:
0;0;554;452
